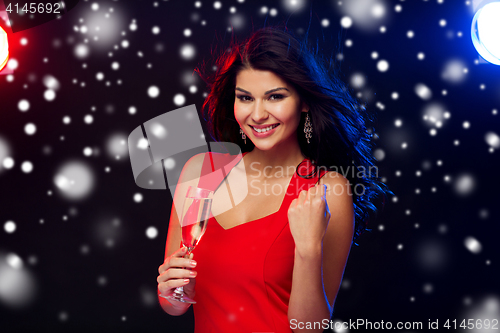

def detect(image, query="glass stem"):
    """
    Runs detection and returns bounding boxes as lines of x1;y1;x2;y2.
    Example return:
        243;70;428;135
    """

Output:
173;246;194;300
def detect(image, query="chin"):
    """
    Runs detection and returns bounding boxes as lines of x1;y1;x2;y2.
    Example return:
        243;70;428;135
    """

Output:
251;143;274;151
251;140;287;152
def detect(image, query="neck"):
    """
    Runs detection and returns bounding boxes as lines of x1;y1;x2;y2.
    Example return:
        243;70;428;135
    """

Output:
244;137;306;177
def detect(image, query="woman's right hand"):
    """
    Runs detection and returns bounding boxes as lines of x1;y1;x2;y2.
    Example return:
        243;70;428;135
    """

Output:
157;246;197;305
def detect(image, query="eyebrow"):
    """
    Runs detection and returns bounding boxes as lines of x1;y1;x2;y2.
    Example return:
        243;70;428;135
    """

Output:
235;87;290;95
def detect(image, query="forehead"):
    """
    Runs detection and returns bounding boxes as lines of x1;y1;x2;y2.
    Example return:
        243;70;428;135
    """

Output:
235;69;292;92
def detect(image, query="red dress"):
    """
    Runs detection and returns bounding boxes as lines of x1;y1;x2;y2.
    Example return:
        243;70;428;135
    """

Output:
189;152;326;333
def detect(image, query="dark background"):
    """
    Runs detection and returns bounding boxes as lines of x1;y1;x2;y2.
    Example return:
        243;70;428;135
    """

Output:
0;0;499;332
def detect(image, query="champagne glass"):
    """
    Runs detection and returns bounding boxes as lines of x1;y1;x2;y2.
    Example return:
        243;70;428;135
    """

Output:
162;186;213;304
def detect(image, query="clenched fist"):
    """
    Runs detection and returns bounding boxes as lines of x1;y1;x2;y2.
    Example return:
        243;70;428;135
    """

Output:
287;184;331;256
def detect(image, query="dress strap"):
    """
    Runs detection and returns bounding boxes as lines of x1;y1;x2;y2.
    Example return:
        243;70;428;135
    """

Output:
295;159;330;186
316;167;329;185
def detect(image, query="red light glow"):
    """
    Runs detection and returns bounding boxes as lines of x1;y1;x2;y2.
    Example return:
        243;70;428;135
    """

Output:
0;26;9;71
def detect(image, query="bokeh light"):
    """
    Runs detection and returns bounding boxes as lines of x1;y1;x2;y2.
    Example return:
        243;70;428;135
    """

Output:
7;58;18;71
163;158;175;170
4;221;16;233
441;59;467;83
21;161;33;173
92;216;123;248
462;295;500;333
145;226;158;239
485;132;500;149
105;133;129;159
0;252;37;308
140;286;157;307
350;73;366;88
422;103;448;128
464;236;482;254
414;238;450;274
24;123;36;135
148;86;160;98
414;83;432;100
82;2;125;51
43;75;60;90
229;14;246;30
454;173;476;196
173;94;186;106
74;43;90;59
339;0;389;31
180;44;196;60
340;16;353;29
377;60;389;72
53;160;96;201
149;123;167;139
18;99;30;112
0;136;11;173
281;0;307;12
133;193;143;203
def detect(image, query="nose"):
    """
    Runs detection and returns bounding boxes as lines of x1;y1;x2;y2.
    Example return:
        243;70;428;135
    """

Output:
251;100;269;123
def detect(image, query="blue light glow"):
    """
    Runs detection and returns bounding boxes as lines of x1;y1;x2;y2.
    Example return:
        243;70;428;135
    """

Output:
471;2;500;65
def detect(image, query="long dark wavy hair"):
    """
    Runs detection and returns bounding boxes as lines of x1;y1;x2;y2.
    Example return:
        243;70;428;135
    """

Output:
195;26;393;243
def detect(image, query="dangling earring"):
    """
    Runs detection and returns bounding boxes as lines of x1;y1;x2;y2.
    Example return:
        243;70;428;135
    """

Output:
304;112;313;144
240;127;246;144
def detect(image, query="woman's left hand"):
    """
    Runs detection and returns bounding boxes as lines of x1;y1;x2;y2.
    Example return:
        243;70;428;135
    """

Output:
287;184;331;256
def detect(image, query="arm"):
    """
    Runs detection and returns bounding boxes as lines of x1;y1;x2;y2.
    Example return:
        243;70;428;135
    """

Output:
288;172;354;332
158;153;206;316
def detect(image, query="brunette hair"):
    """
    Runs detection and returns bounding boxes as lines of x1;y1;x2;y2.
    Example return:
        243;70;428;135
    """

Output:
196;26;393;243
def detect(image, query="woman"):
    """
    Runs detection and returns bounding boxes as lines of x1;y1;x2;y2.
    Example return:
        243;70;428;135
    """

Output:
157;27;392;332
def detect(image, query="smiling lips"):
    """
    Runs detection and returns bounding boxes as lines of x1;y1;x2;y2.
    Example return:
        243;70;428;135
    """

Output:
250;124;280;133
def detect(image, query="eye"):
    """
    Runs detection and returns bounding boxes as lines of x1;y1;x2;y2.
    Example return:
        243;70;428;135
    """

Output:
236;95;253;102
269;94;284;101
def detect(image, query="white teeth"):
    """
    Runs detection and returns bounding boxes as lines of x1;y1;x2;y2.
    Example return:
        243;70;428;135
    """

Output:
253;124;278;133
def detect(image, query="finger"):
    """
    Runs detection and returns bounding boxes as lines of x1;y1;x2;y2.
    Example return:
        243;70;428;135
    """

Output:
309;186;320;201
160;278;190;292
170;257;197;269
316;184;325;197
160;248;186;273
175;246;189;257
298;190;307;205
183;251;194;259
308;184;318;198
161;267;197;282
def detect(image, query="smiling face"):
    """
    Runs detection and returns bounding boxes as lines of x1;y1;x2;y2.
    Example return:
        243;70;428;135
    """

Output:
234;68;308;151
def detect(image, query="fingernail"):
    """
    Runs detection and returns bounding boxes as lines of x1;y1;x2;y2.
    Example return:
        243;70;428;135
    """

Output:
189;271;197;276
184;279;190;283
190;260;197;267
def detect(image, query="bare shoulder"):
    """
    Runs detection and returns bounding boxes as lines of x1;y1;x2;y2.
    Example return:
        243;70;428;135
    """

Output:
319;171;352;194
318;171;354;229
181;152;236;182
182;152;206;177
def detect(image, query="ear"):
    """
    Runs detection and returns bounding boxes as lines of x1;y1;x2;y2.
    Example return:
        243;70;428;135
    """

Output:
300;101;309;113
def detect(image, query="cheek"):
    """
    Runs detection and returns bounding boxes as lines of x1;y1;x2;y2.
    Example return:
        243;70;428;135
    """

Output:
233;103;242;120
271;103;301;124
234;103;250;125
